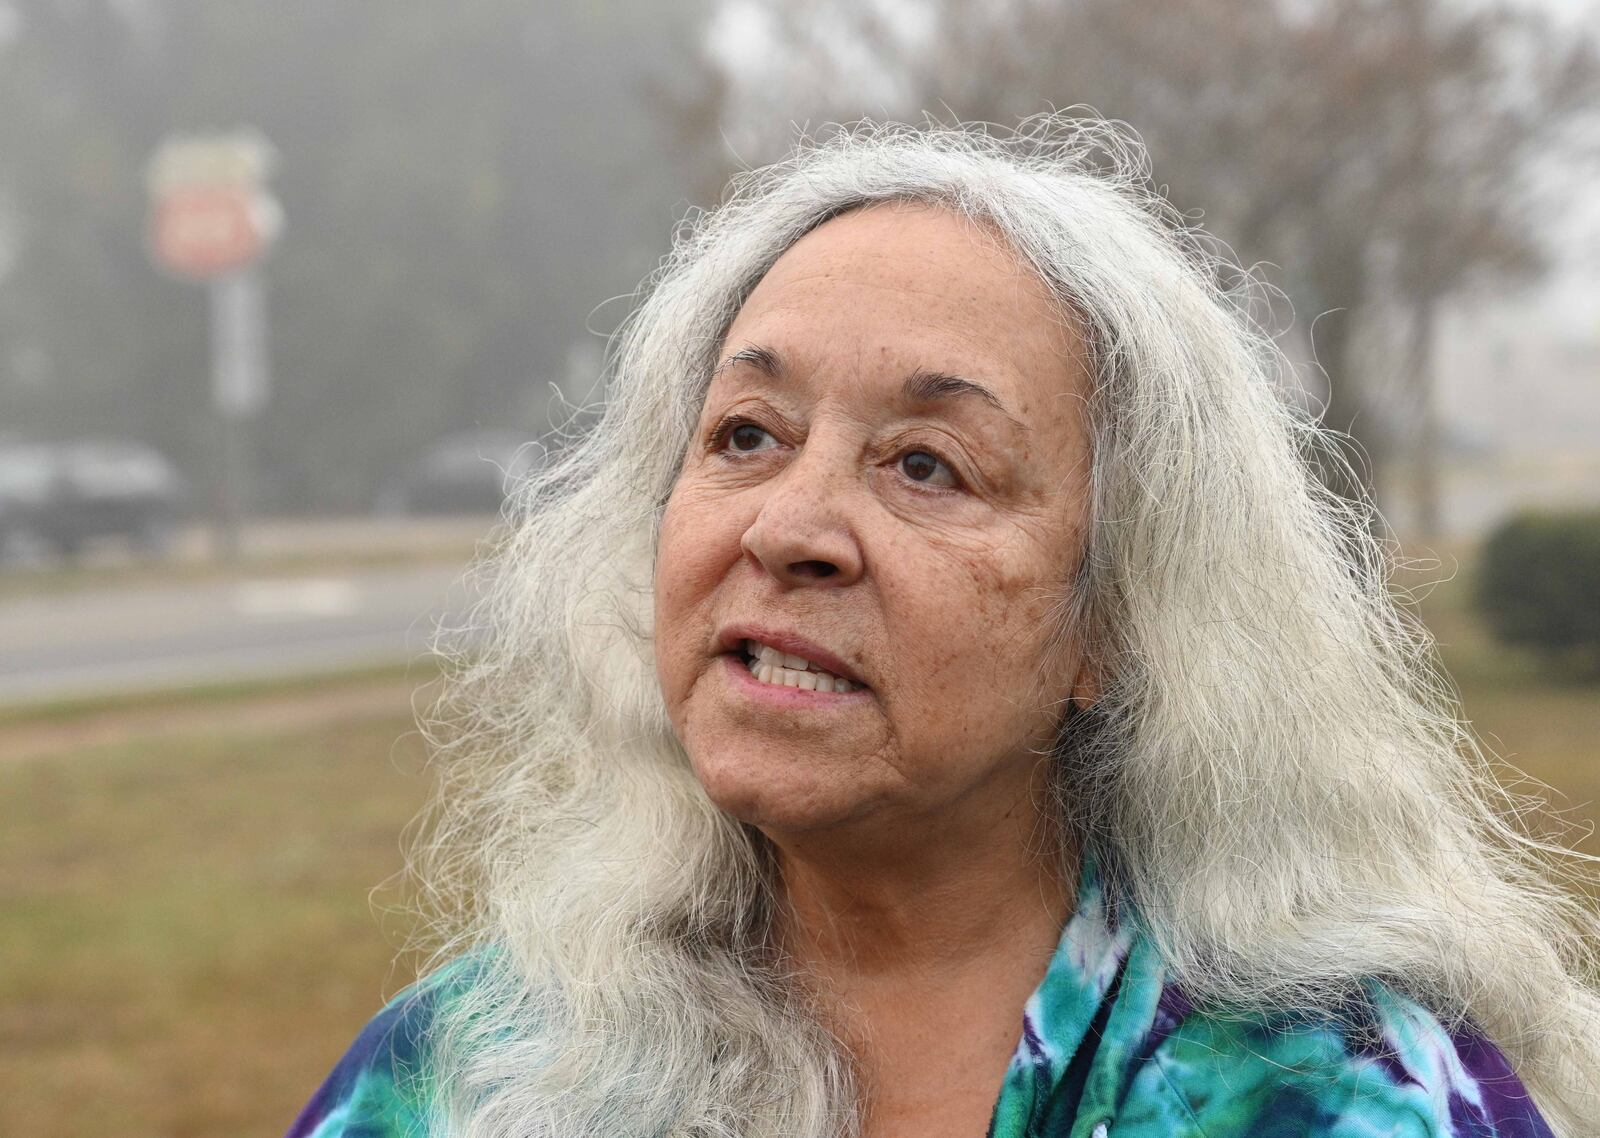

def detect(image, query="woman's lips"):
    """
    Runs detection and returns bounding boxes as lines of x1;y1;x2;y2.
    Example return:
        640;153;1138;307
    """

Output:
739;639;861;692
715;624;867;687
720;653;872;706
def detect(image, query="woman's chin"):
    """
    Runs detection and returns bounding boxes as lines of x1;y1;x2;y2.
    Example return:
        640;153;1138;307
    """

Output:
689;750;879;836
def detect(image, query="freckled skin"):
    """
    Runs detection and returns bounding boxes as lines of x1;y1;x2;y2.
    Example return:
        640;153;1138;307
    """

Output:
653;201;1097;854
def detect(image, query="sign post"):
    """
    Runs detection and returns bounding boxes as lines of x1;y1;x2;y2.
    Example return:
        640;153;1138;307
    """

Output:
146;130;281;561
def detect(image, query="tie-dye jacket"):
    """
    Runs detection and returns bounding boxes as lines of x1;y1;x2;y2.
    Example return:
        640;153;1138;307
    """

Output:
288;861;1556;1137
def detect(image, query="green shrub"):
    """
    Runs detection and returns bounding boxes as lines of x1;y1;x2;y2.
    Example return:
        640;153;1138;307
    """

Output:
1476;510;1600;676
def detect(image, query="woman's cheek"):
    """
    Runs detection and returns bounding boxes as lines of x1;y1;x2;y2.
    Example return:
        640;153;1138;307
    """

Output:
656;494;741;669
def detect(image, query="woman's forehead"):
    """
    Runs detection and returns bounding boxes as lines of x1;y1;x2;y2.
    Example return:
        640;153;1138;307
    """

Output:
717;203;1088;418
745;202;1047;317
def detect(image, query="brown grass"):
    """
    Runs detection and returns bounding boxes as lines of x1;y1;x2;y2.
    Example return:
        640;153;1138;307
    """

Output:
0;694;432;1138
1401;548;1600;861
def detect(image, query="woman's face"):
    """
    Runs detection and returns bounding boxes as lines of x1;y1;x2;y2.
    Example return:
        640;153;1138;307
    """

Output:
654;202;1096;844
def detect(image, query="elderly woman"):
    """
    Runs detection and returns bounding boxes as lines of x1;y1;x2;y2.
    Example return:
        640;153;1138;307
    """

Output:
289;120;1597;1137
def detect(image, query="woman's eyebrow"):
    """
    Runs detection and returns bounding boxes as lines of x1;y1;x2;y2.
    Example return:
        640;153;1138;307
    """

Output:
717;345;1029;434
718;344;783;377
902;369;1028;433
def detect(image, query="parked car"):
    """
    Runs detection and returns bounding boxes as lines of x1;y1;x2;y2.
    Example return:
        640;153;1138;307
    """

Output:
0;442;56;560
377;430;543;516
0;438;188;562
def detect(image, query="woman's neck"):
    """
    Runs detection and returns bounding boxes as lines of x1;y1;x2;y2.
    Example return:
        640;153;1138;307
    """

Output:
767;758;1077;974
769;803;1077;1138
775;827;1076;980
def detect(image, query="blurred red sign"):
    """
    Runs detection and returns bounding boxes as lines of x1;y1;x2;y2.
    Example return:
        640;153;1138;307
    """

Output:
151;185;267;280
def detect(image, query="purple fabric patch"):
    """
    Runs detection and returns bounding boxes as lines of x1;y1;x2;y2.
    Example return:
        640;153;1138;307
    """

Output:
1448;1023;1557;1138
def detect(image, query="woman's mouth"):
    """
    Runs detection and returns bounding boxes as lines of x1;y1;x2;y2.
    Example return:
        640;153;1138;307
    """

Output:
735;638;863;693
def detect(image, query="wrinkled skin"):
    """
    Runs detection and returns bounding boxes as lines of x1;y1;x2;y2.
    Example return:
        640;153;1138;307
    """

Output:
654;201;1097;852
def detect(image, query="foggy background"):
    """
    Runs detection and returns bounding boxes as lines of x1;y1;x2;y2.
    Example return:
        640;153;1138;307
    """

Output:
2;2;1597;1135
2;0;1596;534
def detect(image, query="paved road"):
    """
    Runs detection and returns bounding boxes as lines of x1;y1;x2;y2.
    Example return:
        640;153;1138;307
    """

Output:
0;563;471;703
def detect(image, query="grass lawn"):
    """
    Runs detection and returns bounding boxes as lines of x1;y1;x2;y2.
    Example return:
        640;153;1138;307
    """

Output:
0;560;1594;1138
0;691;432;1138
1411;560;1600;860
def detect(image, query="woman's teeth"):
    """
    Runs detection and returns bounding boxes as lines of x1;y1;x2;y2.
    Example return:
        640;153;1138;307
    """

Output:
743;639;857;693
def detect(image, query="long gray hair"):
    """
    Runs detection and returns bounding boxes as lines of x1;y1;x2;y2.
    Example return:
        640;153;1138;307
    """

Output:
410;117;1600;1137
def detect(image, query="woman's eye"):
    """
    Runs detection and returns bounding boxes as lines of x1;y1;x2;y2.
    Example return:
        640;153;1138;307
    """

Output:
717;420;778;454
900;449;956;488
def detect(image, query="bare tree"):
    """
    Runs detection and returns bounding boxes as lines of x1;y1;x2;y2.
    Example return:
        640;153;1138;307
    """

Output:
682;0;1600;517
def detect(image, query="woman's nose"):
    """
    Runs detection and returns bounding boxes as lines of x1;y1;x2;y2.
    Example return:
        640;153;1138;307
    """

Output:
739;453;864;588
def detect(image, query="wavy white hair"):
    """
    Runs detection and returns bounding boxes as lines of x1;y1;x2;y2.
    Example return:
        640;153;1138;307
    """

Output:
409;117;1600;1137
